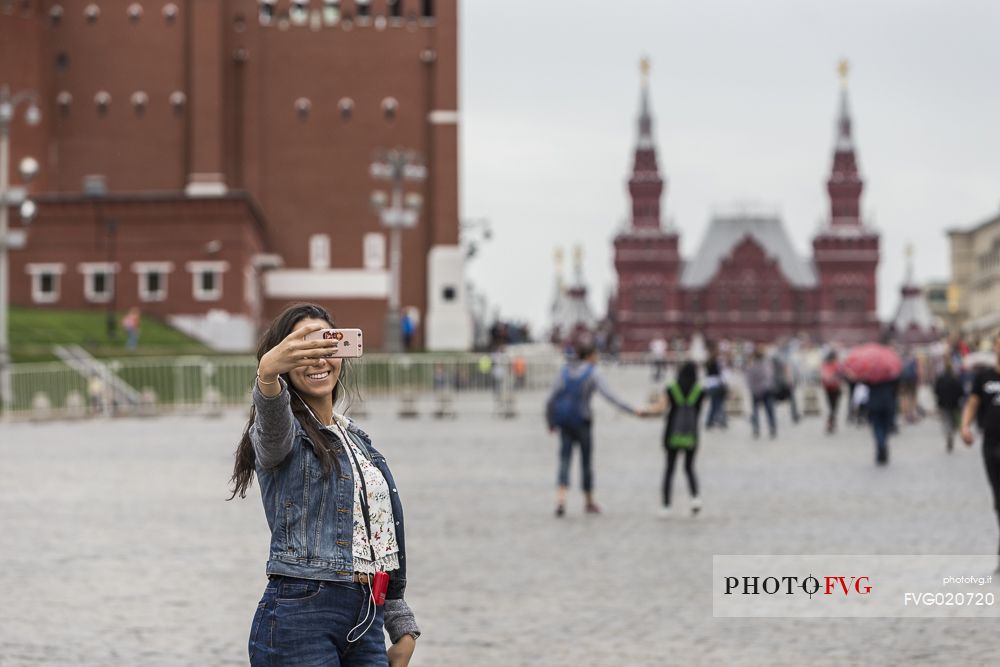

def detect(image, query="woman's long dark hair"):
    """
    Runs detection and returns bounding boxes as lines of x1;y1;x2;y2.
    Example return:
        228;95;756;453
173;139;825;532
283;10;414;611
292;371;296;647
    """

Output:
676;361;698;396
228;303;358;500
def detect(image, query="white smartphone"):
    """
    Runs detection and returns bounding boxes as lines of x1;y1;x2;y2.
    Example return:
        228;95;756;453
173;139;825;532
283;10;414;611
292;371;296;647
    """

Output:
303;328;364;358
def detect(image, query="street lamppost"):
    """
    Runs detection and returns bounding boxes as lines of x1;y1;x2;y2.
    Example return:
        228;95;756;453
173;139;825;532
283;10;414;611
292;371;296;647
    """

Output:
369;148;426;353
0;85;41;415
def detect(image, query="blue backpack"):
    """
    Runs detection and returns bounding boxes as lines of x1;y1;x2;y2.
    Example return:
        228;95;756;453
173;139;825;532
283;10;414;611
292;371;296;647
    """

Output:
549;365;594;429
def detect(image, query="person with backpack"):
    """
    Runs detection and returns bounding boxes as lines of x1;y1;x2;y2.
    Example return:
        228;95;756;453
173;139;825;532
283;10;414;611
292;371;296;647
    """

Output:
640;361;705;518
546;344;639;517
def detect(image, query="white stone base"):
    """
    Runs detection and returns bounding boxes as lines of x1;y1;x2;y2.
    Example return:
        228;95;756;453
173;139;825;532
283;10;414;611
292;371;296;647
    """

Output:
425;245;472;351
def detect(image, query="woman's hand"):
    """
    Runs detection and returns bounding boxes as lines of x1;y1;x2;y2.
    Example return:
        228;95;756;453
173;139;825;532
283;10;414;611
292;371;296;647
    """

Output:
387;634;416;667
257;322;338;388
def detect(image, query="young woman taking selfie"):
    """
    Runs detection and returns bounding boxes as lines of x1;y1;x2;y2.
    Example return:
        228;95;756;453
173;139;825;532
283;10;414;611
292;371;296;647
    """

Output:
230;303;419;666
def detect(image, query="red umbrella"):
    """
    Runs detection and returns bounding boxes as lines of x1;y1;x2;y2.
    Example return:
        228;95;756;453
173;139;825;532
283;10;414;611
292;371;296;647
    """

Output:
842;343;903;384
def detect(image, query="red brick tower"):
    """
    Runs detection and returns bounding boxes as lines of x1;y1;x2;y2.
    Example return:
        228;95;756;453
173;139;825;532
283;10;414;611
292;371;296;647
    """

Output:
812;61;880;344
612;58;681;353
0;0;466;351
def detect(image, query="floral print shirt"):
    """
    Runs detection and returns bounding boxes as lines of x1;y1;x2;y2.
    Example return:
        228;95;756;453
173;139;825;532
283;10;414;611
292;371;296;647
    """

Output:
332;417;400;574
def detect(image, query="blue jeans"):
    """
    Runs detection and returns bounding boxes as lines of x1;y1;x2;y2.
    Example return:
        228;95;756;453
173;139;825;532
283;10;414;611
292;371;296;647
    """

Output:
249;576;388;666
869;409;893;461
751;393;776;437
706;387;727;428
558;423;594;492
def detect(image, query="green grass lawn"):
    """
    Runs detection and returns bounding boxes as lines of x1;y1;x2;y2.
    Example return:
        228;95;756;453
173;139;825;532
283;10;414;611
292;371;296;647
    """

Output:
9;307;213;362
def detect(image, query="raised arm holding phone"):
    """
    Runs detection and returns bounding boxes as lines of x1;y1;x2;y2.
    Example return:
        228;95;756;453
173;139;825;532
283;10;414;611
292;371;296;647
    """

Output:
231;303;419;666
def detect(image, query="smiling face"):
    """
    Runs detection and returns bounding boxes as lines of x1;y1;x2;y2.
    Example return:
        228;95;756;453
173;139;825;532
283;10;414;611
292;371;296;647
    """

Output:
287;317;343;404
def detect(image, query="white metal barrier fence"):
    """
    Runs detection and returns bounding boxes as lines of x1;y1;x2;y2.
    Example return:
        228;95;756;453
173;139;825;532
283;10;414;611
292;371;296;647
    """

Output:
4;353;564;420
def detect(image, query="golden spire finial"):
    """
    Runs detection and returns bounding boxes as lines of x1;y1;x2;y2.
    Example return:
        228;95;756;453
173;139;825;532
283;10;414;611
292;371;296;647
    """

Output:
837;59;850;85
640;56;651;83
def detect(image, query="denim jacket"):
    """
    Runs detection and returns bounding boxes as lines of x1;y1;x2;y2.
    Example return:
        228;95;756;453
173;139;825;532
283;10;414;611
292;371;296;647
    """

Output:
250;380;419;642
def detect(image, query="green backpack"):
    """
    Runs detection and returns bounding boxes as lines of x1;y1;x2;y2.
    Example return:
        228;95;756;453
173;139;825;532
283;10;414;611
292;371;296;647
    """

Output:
668;383;702;448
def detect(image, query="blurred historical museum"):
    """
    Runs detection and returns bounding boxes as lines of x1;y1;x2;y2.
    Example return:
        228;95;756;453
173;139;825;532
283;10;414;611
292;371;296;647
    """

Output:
609;59;880;352
0;0;469;352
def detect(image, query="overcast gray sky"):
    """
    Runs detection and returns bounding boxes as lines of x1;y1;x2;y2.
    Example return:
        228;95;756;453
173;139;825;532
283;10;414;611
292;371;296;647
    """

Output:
459;0;1000;335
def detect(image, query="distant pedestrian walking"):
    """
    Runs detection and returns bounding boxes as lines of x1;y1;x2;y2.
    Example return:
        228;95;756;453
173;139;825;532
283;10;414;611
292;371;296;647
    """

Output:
641;361;704;518
649;337;668;382
934;361;965;452
477;354;493;389
771;352;800;424
703;356;728;430
898;350;921;423
852;382;869;425
842;341;903;463
401;310;415;351
867;381;899;465
960;335;1000;570
821;351;843;434
746;347;776;439
122;307;141;352
546;344;639;517
512;355;527;389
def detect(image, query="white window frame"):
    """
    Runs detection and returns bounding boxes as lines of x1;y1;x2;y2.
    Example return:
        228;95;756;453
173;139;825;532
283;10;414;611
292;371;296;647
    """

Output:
310;234;331;270
78;262;119;304
132;261;174;303
364;232;386;269
186;260;229;302
26;263;65;304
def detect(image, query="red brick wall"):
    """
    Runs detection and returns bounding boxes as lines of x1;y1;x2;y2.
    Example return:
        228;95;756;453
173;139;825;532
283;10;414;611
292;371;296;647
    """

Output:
8;196;265;318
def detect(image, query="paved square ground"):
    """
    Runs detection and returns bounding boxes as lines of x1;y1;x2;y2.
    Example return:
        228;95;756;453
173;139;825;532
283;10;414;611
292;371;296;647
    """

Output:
2;367;998;666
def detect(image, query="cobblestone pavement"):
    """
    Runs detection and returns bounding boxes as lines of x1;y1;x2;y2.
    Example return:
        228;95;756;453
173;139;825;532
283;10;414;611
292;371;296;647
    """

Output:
2;366;999;666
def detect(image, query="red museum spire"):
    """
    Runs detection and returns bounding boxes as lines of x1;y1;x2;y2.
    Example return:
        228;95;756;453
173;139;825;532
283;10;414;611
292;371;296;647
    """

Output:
628;56;665;231
827;60;864;227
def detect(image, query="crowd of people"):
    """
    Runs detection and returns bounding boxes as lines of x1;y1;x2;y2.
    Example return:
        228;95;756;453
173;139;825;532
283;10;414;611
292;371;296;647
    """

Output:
544;333;1000;572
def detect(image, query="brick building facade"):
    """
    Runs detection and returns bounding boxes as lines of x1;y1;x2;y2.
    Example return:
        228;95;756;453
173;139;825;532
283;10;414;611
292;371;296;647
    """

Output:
613;62;880;352
0;0;469;351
